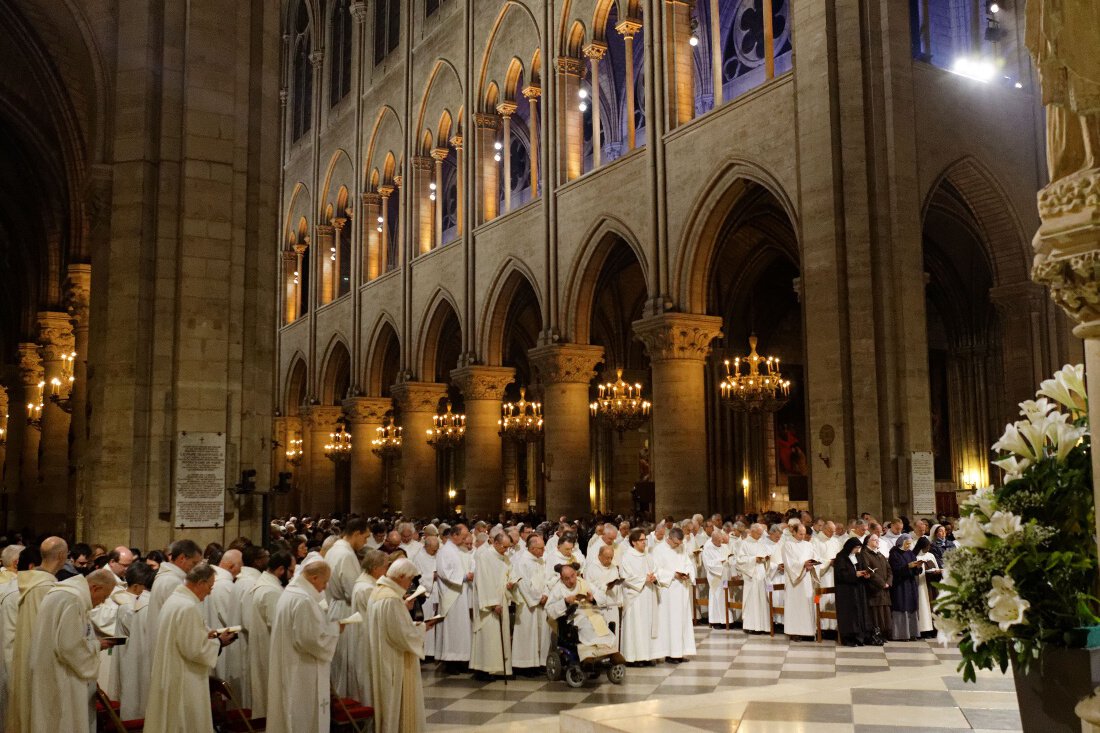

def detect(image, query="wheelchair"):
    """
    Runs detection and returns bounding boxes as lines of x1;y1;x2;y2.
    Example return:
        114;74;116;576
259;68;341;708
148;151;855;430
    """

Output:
545;605;627;688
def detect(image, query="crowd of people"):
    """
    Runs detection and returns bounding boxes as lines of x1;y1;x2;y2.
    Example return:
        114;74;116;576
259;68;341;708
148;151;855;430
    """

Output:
0;507;958;732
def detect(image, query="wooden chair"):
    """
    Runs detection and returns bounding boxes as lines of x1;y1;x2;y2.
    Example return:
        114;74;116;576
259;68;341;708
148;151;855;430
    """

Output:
724;577;744;630
330;694;374;733
95;686;144;732
815;585;841;644
693;578;709;623
767;582;785;637
209;677;265;733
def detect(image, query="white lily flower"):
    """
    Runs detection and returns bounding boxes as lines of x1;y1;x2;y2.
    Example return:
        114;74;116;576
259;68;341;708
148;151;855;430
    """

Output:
987;575;1030;631
991;455;1030;481
1051;421;1088;462
1018;398;1057;421
992;422;1040;460
984;510;1022;539
1037;364;1087;415
962;486;997;517
970;619;1003;647
934;613;962;642
954;515;989;548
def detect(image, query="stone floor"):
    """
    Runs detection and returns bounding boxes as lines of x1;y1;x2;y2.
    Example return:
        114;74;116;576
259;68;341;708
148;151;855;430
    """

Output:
422;626;1022;732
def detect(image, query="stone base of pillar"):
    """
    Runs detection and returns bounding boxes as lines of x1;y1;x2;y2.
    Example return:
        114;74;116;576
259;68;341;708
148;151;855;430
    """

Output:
450;366;515;517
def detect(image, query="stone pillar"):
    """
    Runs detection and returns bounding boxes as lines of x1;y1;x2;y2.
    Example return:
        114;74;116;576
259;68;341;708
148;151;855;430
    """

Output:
616;20;641;150
37;311;75;534
332;217;348;297
16;343;42;523
393;175;404;268
556;57;584;181
315;223;335;305
521;86;541;196
391;381;448;518
496;102;517;213
450;366;515;517
431;147;448;246
304;405;342;513
633;313;723;518
65;264;92;539
283;250;299;322
362;192;382;281
450;135;464;232
342;396;392;516
583;43;607;169
666;0;696;127
378;185;394;272
474;113;501;224
709;0;722;106
0;386;7;521
412;156;434;255
529;344;604;519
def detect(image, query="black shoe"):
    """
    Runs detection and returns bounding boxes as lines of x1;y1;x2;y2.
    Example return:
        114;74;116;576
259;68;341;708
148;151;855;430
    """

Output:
473;671;494;682
711;624;725;630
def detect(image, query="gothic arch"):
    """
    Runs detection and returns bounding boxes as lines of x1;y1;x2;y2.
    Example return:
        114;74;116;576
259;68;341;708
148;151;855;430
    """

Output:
283;354;309;415
477;1;541;106
363;105;404;188
479;260;545;366
319;335;352;404
364;314;401;396
564;215;650;344
283;181;313;244
319;148;355;219
414;59;463;150
416;289;463;382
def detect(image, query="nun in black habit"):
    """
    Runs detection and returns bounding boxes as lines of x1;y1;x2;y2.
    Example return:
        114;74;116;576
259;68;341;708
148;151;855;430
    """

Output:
833;537;875;646
888;533;923;641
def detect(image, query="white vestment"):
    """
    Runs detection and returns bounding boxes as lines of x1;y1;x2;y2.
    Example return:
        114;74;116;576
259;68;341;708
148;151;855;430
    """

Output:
470;548;512;675
143;561;186;707
29;576;99;733
266;574;341;733
781;540;818;637
509;553;551;667
368;577;427;733
143;585;221;733
324;538;361;697
736;538;771;632
546;547;584;594
399;540;423;560
652;541;697;659
916;551;939;633
812;534;842;631
546;579;616;661
435;541;472;662
228;565;260;705
584;538;621;569
585;560;623;647
701;540;731;625
351;572;378;705
0;577;19;727
619;547;659;662
412;550;439;657
89;583;129;699
9;569;57;733
114;590;150;720
242;571;282;718
765;539;786;625
205;564;236;682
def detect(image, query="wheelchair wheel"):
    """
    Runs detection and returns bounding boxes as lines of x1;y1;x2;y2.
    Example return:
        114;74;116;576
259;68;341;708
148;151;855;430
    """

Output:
564;665;587;688
606;664;626;685
546;650;564;682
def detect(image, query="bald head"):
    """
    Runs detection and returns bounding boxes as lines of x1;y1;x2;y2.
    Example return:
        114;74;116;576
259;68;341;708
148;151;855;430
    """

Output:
40;537;68;574
219;549;243;579
86;568;118;608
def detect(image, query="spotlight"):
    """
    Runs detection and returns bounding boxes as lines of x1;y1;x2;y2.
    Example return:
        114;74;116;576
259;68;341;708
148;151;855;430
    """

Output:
494;141;503;150
1014;81;1023;89
987;1;1000;12
429;182;436;190
377;225;382;232
579;101;588;112
377;216;383;223
689;34;699;47
429;193;436;201
578;89;588;99
951;56;995;82
494;153;501;162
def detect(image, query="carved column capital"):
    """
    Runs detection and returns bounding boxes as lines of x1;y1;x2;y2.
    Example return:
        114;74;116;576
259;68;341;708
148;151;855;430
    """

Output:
521;85;542;101
555;56;585;77
1032;181;1100;337
412;156;434;172
65;264;92;324
528;344;604;384
304;405;344;431
473;112;501;131
391;381;448;413
362;191;382;206
449;135;463;150
341;396;393;423
583;42;608;61
450;366;515;401
632;313;724;362
378;184;395;199
17;343;43;385
430;147;450;162
309;50;325;68
37;311;75;361
349;1;368;22
615;18;643;38
315;223;335;239
495;101;518;118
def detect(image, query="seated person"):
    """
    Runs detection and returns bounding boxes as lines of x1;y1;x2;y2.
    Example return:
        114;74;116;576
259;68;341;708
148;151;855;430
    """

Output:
545;563;618;662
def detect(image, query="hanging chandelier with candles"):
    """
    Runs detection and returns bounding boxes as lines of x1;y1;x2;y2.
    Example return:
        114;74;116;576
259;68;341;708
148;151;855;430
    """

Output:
49;351;77;414
427;400;465;450
324;418;352;462
371;415;403;458
26;380;44;431
499;387;543;443
285;436;303;466
720;335;791;412
590;368;651;435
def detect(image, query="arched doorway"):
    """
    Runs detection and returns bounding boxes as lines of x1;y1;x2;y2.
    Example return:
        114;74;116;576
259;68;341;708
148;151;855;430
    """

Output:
422;298;464;514
320;341;352;513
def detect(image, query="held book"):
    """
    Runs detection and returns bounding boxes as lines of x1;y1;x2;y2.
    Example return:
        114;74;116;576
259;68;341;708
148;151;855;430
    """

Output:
339;611;363;625
213;626;242;635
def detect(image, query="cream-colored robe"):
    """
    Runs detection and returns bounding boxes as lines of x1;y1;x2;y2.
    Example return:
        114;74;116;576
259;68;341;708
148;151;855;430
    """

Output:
265;574;341;733
0;577;19;727
737;538;771;632
510;553;551;667
434;540;472;662
781;539;818;637
143;585;221;733
205;564;236;681
89;580;129;699
9;569;57;733
701;539;731;625
545;578;616;661
350;572;378;705
585;560;623;647
242;571;282;718
652;541;696;659
470;547;512;675
29;575;99;733
368;576;427;733
619;547;658;663
324;538;360;697
228;565;260;706
114;590;150;720
143;560;186;709
413;549;439;657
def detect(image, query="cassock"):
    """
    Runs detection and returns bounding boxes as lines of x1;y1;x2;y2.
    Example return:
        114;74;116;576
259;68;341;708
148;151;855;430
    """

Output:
89;581;129;699
811;534;842;631
0;577;19;726
242;572;282;718
619;546;658;662
412;550;439;658
9;568;57;733
29;575;100;733
510;551;551;668
736;538;771;632
585;560;623;647
434;541;472;662
143;585;221;733
470;548;512;675
652;541;696;659
144;561;186;704
780;539;818;637
584;538;620;569
765;538;786;626
545;578;616;661
350;572;378;705
205;565;236;681
368;576;428;733
545;546;584;594
701;539;731;625
266;574;341;733
399;540;423;560
114;590;150;720
324;538;361;697
229;565;261;706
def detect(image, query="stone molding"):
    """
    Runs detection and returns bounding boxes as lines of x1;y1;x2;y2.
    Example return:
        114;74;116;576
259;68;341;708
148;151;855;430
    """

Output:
1037;169;1100;221
615;19;643;38
473;112;500;131
1032;190;1100;336
65;264;92;323
341;396;393;424
555;57;585;77
315;223;335;238
412;156;434;172
450;365;515;401
430;147;450;162
632;313;724;362
305;405;343;431
528;344;604;384
496;101;518;117
583;42;608;61
17;342;42;383
349;1;368;21
449;135;463;150
37;311;75;361
362;191;382;206
391;381;448;413
521;85;542;100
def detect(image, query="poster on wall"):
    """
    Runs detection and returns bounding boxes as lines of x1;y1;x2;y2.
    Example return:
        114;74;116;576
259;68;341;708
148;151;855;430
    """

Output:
911;450;936;515
174;431;226;528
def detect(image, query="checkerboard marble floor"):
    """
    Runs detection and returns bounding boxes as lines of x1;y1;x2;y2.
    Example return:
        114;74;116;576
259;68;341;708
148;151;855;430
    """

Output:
421;626;1023;732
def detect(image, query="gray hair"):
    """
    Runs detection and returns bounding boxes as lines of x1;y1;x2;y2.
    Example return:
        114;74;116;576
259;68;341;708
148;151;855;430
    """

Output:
302;561;331;580
186;563;216;584
768;524;782;534
361;549;388;574
668;527;685;541
1;545;24;568
386;557;418;580
86;568;119;591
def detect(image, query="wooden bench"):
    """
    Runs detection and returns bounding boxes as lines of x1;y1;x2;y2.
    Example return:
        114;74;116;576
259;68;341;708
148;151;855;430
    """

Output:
815;585;841;644
724;577;744;630
768;582;785;637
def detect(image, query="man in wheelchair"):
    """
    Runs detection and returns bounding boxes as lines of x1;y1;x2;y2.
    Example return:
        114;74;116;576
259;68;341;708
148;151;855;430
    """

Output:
545;563;626;686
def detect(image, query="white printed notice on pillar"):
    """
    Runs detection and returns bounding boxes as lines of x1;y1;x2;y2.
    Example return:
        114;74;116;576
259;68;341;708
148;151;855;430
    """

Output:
174;432;226;528
910;451;935;515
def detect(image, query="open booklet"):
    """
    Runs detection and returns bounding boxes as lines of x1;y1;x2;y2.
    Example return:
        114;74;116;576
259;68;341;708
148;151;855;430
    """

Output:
339;611;363;625
406;585;428;603
212;625;242;635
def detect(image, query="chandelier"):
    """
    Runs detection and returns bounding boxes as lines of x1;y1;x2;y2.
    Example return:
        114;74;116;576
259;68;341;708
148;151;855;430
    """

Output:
427;400;465;450
324;418;352;462
49;351;77;414
499;387;543;443
26;380;44;431
371;416;403;458
720;335;791;412
285;435;303;466
590;368;651;435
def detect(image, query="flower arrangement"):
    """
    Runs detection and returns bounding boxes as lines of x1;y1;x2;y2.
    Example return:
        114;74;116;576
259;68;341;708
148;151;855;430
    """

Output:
934;365;1099;682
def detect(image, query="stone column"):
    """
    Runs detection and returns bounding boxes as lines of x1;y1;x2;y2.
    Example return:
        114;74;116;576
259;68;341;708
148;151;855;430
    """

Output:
362;192;382;281
529;344;604;519
37;311;75;534
412;156;434;255
304;405;342;514
342;396;392;516
556;57;584;181
16;343;42;524
431;147;448;246
450;135;464;232
65;264;92;539
521;86;541;196
450;366;515;517
633;313;724;517
391;381;448;518
583;43;607;169
393;175;404;268
0;386;7;521
315;223;335;305
283;250;299;322
666;0;696;127
332;217;348;297
496;102;517;213
378;185;394;272
616;20;641;150
474;113;501;223
709;0;722;106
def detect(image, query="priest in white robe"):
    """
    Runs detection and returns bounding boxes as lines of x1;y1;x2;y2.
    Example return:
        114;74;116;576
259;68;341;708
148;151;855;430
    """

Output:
325;519;370;697
470;532;514;679
812;522;842;632
781;523;819;639
546;565;618;662
701;530;731;627
144;563;236;733
545;535;584;595
114;563;154;721
412;536;440;658
368;558;437;733
397;522;423;560
350;549;389;705
652;528;696;662
228;545;265;706
585;525;621;569
586;545;623;647
435;525;474;672
619;530;659;664
28;569;117;733
737;524;771;633
242;550;293;719
510;534;551;671
0;560;20;728
266;561;342;733
205;548;241;681
144;539;203;707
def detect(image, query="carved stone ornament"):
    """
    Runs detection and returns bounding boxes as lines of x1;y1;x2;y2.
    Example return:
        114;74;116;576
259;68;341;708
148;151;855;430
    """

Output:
1032;246;1100;337
450;365;515;401
37;311;75;361
17;343;42;382
305;405;343;431
390;381;448;413
341;396;393;424
65;264;92;321
528;344;604;384
632;313;724;362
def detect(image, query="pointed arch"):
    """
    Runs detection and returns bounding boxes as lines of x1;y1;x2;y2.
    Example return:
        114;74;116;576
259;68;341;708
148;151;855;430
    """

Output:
363;104;404;187
414;58;464;150
477;1;542;106
364;313;402;397
319;148;355;218
284;181;313;245
416;288;463;382
283;353;309;416
319;335;352;404
479;259;546;366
